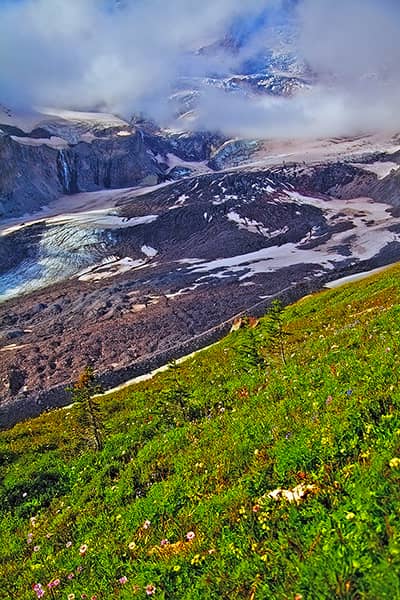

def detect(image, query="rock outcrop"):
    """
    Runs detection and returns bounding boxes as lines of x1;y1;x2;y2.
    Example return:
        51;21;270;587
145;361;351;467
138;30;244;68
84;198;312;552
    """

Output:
0;127;162;218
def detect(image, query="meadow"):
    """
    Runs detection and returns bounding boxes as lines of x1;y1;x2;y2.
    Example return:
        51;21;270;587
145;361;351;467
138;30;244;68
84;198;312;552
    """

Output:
1;265;400;599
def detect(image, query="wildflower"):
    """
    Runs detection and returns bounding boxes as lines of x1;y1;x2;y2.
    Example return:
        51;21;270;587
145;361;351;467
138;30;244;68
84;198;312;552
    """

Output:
252;504;260;513
68;595;76;600
33;583;44;598
294;595;303;600
143;519;151;529
47;579;60;589
30;517;37;527
81;595;87;599
27;533;33;544
32;584;44;599
326;395;333;405
119;576;128;585
389;457;400;468
79;544;88;556
346;389;353;396
66;541;72;548
160;539;169;546
46;533;52;539
90;596;97;600
128;541;136;551
145;584;156;595
67;572;74;580
33;545;40;552
22;492;28;498
186;531;195;541
76;565;83;573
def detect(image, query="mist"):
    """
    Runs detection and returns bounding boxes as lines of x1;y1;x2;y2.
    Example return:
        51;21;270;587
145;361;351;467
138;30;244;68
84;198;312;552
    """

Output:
1;0;400;138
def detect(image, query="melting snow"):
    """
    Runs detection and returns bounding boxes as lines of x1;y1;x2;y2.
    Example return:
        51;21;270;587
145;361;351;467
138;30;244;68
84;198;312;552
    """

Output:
186;193;400;281
141;245;158;257
48;211;158;229
325;265;393;288
227;210;288;238
10;135;69;149
77;257;146;282
353;161;400;180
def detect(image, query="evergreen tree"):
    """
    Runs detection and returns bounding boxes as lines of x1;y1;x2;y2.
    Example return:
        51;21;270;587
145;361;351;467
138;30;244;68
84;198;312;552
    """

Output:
69;367;105;451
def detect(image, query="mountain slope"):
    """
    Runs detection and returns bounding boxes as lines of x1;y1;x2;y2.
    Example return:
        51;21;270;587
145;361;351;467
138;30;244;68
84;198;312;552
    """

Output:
1;264;400;598
2;157;400;423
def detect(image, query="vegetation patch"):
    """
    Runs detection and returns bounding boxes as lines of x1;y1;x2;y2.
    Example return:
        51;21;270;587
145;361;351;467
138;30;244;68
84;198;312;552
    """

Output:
1;266;400;599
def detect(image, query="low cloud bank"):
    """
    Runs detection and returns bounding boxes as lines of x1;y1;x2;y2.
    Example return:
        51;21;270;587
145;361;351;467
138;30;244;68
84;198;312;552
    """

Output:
1;0;400;138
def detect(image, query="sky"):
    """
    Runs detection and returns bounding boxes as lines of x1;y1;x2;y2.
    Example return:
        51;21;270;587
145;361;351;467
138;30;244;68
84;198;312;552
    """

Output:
1;0;400;139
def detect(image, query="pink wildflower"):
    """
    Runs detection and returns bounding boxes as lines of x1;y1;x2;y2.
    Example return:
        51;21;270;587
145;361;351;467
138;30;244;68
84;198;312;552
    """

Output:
67;572;74;580
33;584;43;592
252;504;260;513
33;545;40;552
145;584;156;596
160;538;169;546
47;579;60;589
119;576;128;585
186;531;195;541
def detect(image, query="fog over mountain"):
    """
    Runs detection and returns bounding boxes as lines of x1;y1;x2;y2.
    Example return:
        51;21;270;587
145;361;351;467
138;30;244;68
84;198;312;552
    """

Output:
1;0;400;137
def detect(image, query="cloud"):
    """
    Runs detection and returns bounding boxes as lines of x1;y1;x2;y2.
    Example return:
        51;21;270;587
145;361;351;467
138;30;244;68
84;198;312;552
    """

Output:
0;0;262;115
1;0;400;138
192;0;400;138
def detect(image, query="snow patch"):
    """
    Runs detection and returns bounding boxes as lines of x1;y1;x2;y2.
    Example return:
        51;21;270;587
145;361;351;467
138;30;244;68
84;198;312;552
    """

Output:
353;161;400;180
77;257;146;282
48;211;158;229
168;194;190;210
10;135;69;149
141;245;158;257
227;210;288;238
186;194;400;281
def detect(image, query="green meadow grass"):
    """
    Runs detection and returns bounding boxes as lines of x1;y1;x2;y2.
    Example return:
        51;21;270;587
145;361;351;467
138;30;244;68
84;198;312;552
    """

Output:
1;265;400;599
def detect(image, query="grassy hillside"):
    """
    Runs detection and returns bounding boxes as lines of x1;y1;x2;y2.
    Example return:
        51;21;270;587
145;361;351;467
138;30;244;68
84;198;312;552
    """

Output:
1;265;400;599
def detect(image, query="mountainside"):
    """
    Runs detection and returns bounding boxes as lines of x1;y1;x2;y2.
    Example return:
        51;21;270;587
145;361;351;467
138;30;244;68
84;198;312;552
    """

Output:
1;265;400;598
2;1;400;598
0;108;226;219
1;129;400;423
